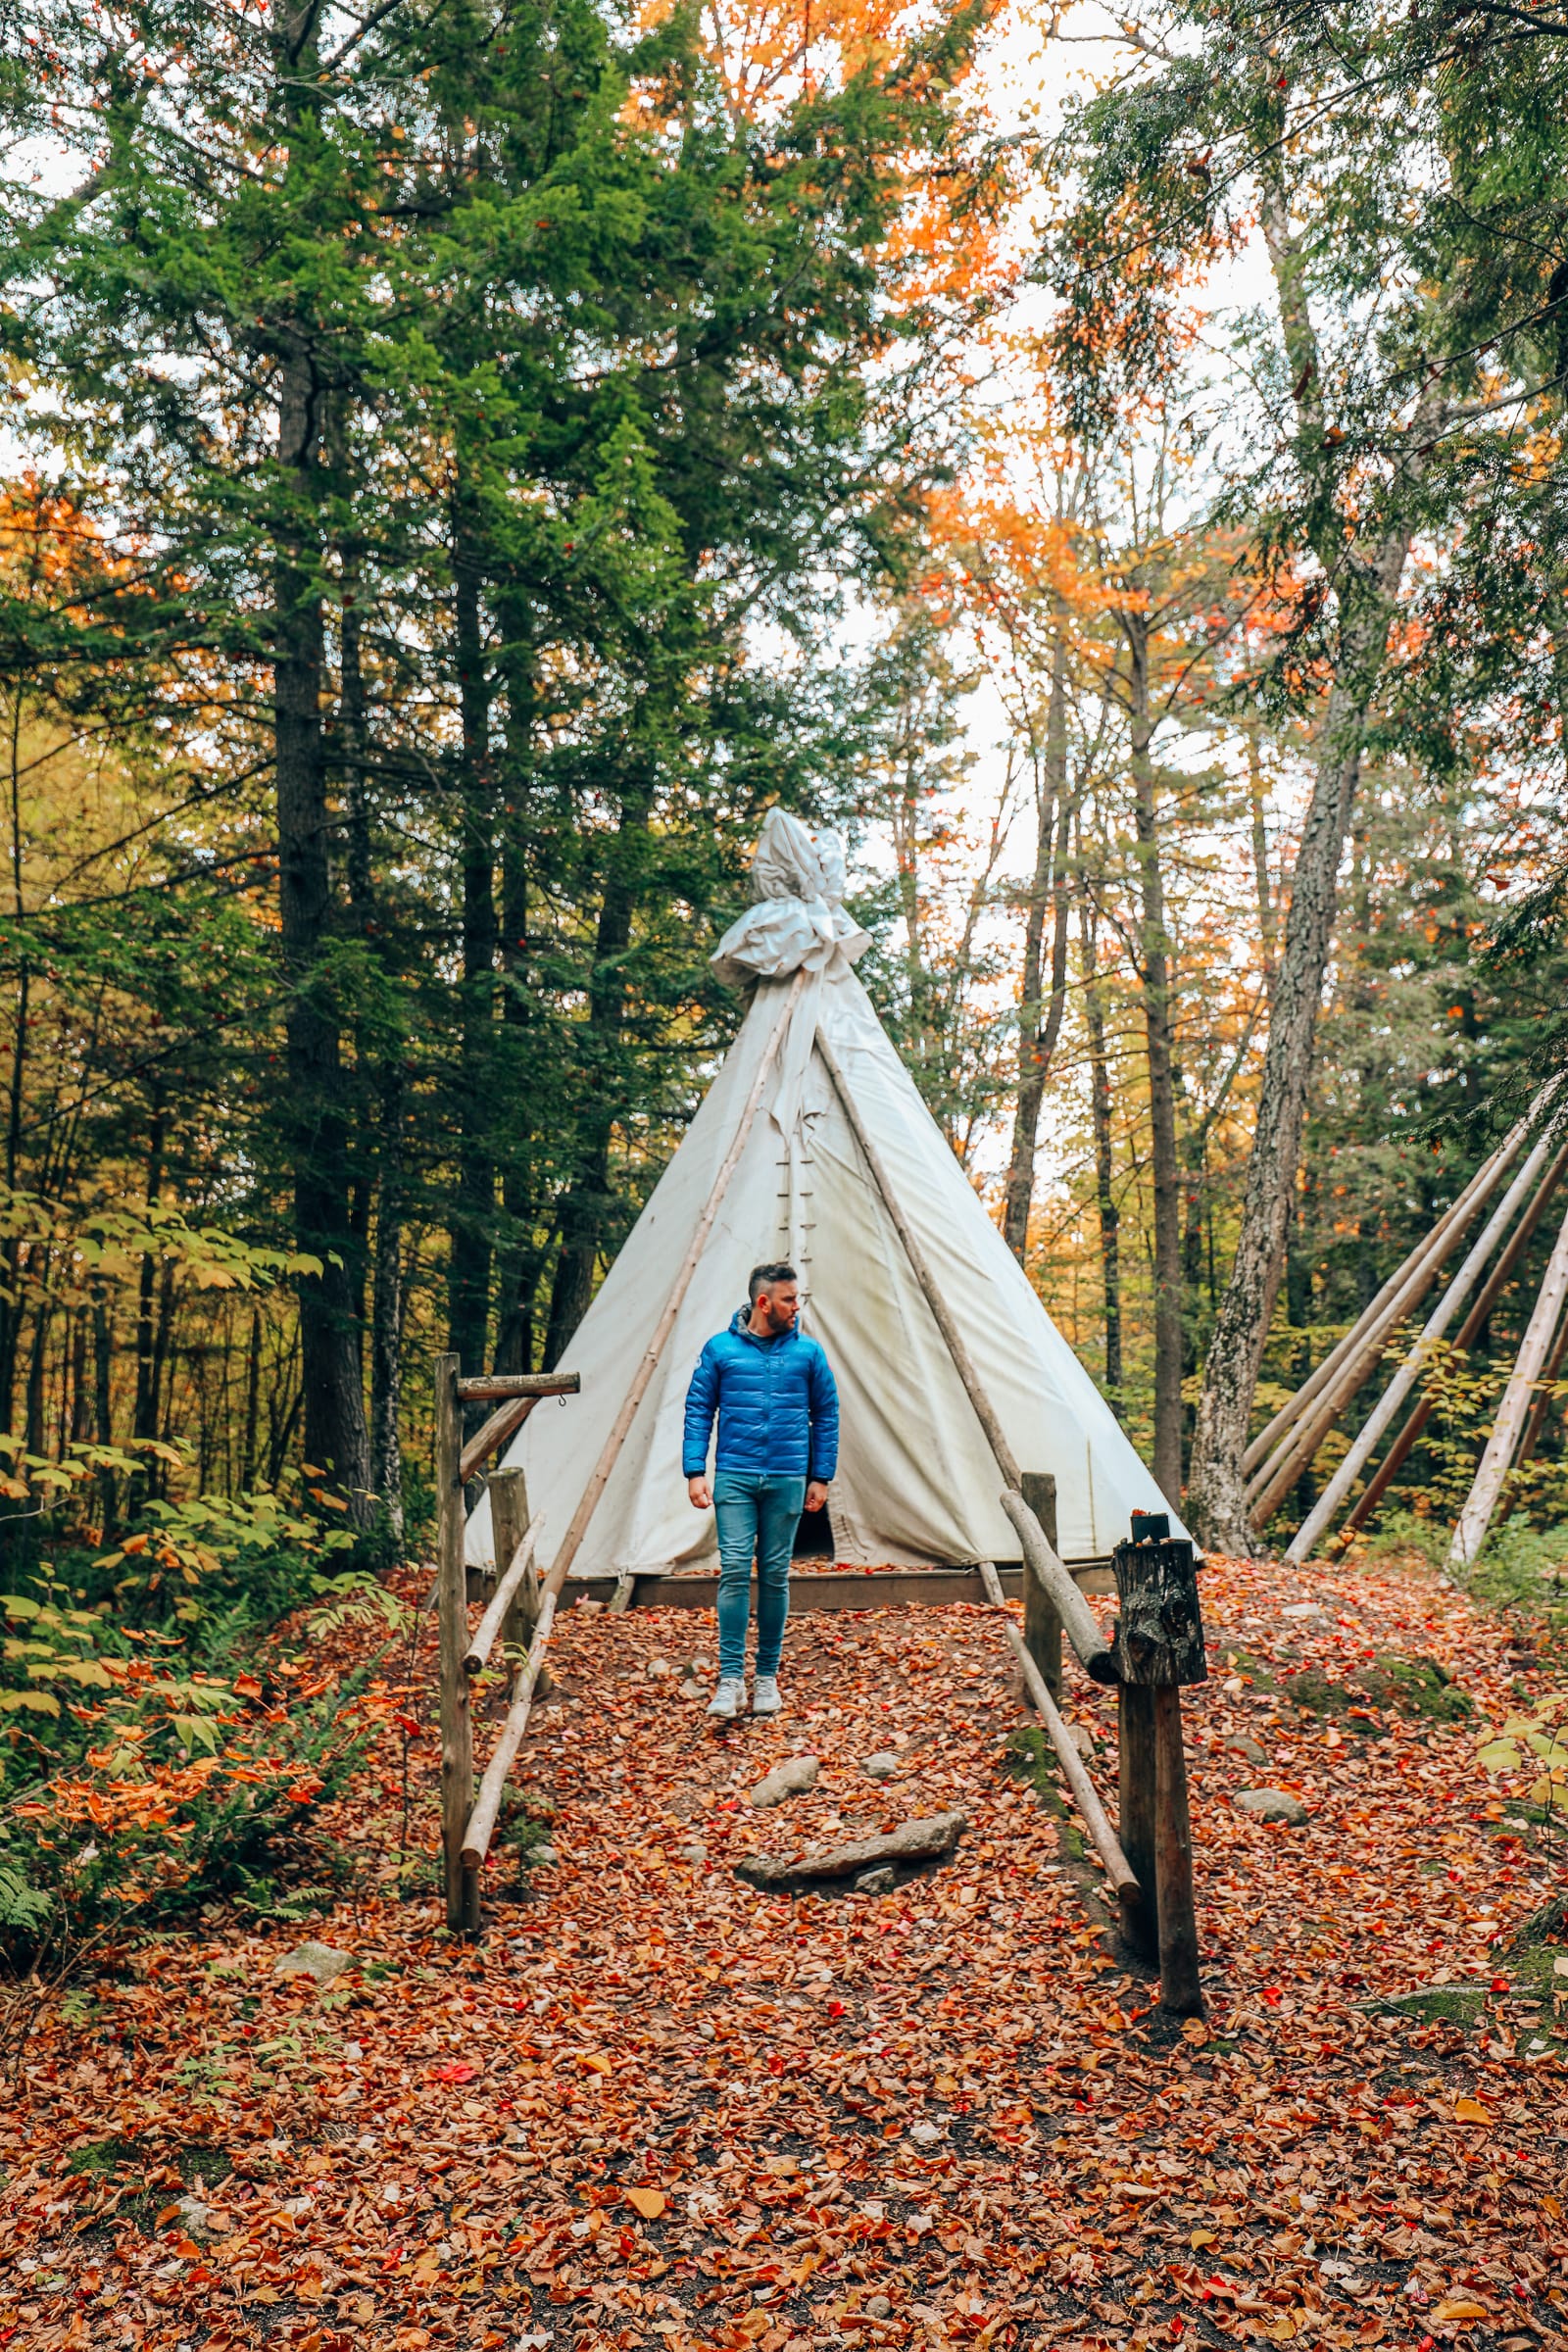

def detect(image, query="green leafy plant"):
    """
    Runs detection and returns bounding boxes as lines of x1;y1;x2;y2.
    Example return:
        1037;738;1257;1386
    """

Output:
1477;1692;1568;1854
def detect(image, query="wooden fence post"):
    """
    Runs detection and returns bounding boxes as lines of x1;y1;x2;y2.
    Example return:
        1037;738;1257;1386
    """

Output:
1020;1471;1061;1703
1118;1686;1158;1962
1111;1530;1206;2016
435;1352;475;1935
488;1466;539;1655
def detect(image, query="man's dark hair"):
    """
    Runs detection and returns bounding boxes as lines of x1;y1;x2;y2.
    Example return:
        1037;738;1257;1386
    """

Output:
749;1260;797;1304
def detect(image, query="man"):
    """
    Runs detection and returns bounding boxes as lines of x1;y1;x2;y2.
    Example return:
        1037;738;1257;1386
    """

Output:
683;1262;839;1720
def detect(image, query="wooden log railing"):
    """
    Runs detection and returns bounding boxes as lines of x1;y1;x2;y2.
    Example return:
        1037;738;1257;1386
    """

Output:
436;1354;585;1934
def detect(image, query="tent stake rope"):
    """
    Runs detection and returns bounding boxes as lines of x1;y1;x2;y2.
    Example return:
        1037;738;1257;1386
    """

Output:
813;1024;1117;1686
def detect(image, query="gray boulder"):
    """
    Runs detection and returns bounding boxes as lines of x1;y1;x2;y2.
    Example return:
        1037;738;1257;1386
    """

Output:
855;1865;896;1894
1234;1788;1308;1826
273;1940;355;1987
860;1752;900;1781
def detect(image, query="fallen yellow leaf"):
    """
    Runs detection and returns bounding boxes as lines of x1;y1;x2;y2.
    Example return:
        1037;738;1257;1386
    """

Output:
1190;2229;1218;2247
625;2187;666;2220
934;2075;958;2095
738;2313;771;2340
1432;2295;1491;2324
577;2051;612;2076
1452;2096;1492;2125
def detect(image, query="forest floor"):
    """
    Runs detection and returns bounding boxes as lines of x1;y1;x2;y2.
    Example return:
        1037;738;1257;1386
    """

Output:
3;1545;1566;2352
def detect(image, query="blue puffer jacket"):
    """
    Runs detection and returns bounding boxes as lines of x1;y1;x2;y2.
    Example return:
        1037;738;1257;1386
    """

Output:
682;1309;840;1482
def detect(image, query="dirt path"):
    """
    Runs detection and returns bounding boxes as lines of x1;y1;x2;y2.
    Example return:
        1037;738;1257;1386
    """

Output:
4;1551;1566;2350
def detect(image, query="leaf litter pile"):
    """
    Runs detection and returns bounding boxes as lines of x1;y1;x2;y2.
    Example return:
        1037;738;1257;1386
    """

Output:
4;1549;1566;2352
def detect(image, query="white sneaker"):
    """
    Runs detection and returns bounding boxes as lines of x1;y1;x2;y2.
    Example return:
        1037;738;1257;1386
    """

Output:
752;1675;782;1717
707;1677;747;1719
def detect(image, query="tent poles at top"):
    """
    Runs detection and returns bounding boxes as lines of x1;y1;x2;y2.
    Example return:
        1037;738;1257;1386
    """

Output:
538;966;809;1603
1334;1137;1568;1549
1450;1190;1568;1567
811;1025;1117;1686
1284;1118;1566;1564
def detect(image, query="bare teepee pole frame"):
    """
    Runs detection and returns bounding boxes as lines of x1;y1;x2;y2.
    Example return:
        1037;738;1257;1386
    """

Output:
1286;1119;1564;1562
1450;1191;1568;1567
1336;1138;1568;1547
1246;1136;1527;1530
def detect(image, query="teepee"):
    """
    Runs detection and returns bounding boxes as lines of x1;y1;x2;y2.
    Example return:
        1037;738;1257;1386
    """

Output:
467;811;1182;1584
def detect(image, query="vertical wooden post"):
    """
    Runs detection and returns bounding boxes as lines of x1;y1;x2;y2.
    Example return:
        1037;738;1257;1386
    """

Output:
1112;1531;1205;2014
488;1466;538;1654
1020;1471;1061;1703
1117;1685;1158;1960
1152;1686;1201;2015
436;1352;475;1935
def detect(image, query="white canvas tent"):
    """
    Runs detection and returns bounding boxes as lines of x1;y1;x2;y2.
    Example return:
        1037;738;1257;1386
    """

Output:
467;812;1183;1581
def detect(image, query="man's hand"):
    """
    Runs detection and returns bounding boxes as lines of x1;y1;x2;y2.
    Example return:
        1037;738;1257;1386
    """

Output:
806;1480;828;1514
687;1475;711;1511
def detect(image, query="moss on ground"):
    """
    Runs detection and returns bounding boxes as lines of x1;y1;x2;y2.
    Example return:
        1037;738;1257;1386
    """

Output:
1281;1653;1471;1726
1004;1726;1086;1860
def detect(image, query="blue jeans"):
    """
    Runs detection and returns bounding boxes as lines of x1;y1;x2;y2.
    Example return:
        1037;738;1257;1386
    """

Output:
712;1471;806;1680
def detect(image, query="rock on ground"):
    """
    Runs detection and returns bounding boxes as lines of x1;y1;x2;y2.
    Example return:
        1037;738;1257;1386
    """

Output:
860;1752;900;1780
1234;1788;1309;1826
1225;1735;1269;1764
273;1940;355;1987
749;1755;820;1808
736;1808;967;1888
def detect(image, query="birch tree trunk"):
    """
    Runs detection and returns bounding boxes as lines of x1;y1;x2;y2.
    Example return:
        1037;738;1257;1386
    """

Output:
1078;863;1122;1400
1126;612;1184;1506
1003;616;1073;1262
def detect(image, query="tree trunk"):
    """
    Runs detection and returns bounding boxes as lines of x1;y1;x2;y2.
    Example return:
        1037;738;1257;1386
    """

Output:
268;7;369;1513
1185;152;1440;1554
1187;575;1413;1550
1078;854;1122;1401
133;1103;166;1443
493;619;539;1378
543;791;650;1364
241;1304;263;1491
369;1066;406;1540
1246;732;1277;992
1003;617;1073;1262
448;479;497;1377
1126;613;1184;1507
